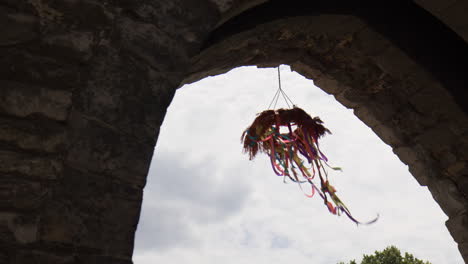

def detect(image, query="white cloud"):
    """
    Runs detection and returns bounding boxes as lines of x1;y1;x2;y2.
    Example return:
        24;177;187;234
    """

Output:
134;66;462;264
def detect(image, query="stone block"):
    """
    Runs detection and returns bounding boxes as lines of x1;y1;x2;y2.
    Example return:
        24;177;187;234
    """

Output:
42;31;94;62
414;125;457;155
290;61;323;83
429;178;467;217
0;81;72;121
45;0;113;30
458;241;468;264
373;45;419;79
0;151;62;180
313;76;349;96
40;187;142;258
125;0;219;44
305;15;366;38
66;111;154;186
352;25;392;56
353;105;380;128
456;136;468;161
446;212;468;243
409;84;462;121
0;212;38;244
0;49;81;91
0;116;67;153
371;123;405;147
74;255;132;264
447;162;467;178
74;51;178;141
0;7;38;46
408;161;434;186
0;176;50;210
15;251;132;264
393;146;420;166
0;248;10;263
118;16;189;72
414;0;458;15
334;88;368;109
449;117;468;136
388;109;420;139
456;175;468;197
355;91;403;127
439;0;468;42
13;250;73;264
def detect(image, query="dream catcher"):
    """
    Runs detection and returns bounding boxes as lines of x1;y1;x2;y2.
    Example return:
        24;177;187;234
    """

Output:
241;66;378;225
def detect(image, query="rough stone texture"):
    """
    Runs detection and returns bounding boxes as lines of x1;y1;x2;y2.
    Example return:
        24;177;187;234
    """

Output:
0;0;219;263
416;0;468;42
1;0;468;263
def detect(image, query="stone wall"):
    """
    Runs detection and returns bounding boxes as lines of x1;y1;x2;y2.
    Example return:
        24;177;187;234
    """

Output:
0;0;218;263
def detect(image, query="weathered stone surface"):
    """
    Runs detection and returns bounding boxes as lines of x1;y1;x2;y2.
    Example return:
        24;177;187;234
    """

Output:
0;49;81;90
66;111;154;187
351;25;392;56
448;162;467;178
0;248;10;263
40;167;142;258
0;81;71;121
0;213;38;244
0;177;49;211
371;123;405;147
11;248;132;264
13;250;73;264
74;255;133;264
118;17;189;72
39;0;113;30
210;0;266;14
388;107;435;140
74;51;178;142
408;161;434;187
415;125;458;155
0;116;67;153
457;175;468;198
0;151;62;180
447;212;468;243
437;0;468;42
42;31;94;62
0;7;38;46
459;241;468;263
117;0;219;44
429;178;467;217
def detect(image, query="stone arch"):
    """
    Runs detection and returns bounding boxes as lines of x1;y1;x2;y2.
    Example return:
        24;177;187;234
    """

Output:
183;5;468;262
0;1;467;263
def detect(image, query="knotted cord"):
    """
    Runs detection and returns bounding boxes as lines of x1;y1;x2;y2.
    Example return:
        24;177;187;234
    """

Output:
267;66;295;109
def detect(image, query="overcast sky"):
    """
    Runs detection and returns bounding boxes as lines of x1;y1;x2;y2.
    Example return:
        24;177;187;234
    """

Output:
133;66;463;264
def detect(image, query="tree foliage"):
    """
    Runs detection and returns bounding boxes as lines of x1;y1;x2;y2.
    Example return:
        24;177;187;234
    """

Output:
338;246;432;264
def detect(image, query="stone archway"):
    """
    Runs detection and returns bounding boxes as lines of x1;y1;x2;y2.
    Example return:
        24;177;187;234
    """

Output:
183;3;468;261
0;1;467;263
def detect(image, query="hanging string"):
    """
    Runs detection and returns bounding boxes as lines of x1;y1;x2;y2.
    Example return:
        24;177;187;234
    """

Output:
267;66;295;109
277;66;295;108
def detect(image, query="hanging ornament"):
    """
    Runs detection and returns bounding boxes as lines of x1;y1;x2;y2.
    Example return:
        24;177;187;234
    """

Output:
241;66;378;225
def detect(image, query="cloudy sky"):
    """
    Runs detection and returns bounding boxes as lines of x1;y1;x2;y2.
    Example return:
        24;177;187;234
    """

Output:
133;66;463;264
